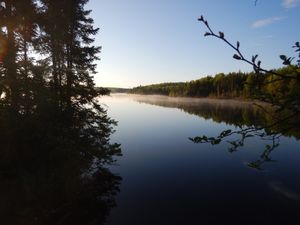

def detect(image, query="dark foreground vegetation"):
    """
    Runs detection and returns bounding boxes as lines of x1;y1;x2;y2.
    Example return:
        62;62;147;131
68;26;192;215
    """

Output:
0;0;121;224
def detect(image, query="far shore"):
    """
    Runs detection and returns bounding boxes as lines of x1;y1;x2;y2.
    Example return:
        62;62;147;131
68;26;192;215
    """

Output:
109;93;270;108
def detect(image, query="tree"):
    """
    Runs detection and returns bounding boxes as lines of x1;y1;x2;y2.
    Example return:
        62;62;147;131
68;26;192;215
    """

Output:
0;0;19;112
0;1;122;222
38;0;101;115
197;15;300;109
0;0;39;114
190;16;300;170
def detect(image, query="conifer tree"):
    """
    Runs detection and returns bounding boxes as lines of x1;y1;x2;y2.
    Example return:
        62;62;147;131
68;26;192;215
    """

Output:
0;0;38;113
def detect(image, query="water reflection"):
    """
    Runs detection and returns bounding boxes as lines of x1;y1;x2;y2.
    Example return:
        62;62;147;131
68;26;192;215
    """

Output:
99;94;300;225
131;94;300;170
132;95;300;137
0;110;121;225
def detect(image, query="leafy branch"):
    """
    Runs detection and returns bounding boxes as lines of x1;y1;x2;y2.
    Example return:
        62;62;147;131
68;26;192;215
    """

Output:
189;108;295;144
193;16;300;169
197;16;300;79
197;16;300;113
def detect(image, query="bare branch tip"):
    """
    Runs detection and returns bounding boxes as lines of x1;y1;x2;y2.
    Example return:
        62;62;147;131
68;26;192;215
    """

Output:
197;15;204;21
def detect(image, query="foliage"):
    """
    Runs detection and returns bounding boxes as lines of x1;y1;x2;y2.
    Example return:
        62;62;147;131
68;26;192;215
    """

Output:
134;94;300;170
0;110;121;224
130;67;299;100
189;15;300;170
105;87;130;93
0;0;121;223
130;15;300;171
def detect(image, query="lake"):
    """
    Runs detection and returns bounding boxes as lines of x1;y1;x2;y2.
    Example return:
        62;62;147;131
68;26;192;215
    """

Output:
101;94;300;225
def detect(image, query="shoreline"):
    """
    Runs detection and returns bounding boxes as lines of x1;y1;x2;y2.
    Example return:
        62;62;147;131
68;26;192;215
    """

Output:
111;93;269;107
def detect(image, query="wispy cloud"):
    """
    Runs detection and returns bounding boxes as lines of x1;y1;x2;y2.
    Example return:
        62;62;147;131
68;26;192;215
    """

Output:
252;17;283;28
282;0;300;8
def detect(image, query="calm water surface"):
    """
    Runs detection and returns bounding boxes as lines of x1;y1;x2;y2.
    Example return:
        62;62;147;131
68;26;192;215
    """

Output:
102;94;300;225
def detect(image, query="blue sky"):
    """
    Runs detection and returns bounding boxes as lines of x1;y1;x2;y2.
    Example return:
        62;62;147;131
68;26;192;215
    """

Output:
87;0;300;88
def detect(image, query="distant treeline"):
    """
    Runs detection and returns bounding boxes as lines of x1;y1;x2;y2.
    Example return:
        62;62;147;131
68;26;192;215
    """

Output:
94;87;129;94
130;66;300;99
107;87;130;93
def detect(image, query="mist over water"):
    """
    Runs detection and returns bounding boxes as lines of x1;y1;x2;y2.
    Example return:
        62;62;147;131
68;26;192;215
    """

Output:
101;94;300;225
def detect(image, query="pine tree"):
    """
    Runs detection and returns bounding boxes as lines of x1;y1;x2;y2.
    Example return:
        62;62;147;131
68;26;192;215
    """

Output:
62;0;101;110
0;0;18;112
0;0;38;114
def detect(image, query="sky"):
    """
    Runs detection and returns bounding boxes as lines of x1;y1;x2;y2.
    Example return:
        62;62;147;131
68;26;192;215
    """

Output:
87;0;300;88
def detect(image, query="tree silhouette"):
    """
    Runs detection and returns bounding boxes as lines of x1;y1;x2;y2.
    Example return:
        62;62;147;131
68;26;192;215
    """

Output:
0;1;122;223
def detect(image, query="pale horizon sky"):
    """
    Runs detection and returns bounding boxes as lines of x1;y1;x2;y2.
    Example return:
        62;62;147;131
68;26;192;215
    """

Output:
87;0;300;88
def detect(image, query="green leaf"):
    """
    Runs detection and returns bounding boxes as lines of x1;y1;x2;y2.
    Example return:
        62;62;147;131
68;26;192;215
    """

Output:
233;54;241;60
257;60;261;67
219;32;224;38
280;55;287;60
212;139;221;145
252;54;258;63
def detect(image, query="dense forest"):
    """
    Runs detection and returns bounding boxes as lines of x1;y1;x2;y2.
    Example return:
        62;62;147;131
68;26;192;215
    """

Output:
106;87;130;93
0;1;121;224
0;0;107;114
130;66;300;100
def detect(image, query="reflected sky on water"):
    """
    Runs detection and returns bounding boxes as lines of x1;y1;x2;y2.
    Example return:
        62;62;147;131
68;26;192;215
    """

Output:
102;94;300;225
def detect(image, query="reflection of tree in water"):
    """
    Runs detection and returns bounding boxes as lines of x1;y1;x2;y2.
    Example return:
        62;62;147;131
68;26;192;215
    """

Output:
133;95;300;170
0;107;121;225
